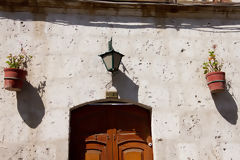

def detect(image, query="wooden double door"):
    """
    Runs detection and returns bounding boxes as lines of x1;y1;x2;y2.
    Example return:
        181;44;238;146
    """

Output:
69;104;153;160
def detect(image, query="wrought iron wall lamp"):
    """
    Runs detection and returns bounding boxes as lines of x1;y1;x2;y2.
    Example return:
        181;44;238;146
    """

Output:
99;38;124;99
99;38;124;72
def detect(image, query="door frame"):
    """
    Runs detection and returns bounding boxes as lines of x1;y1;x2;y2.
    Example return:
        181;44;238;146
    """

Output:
68;98;153;159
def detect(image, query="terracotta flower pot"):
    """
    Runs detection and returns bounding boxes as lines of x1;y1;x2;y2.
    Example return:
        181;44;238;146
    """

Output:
206;71;225;93
4;68;27;91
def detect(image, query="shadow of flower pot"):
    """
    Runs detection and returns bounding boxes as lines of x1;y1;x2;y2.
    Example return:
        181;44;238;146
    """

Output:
212;90;238;125
112;70;139;102
16;81;45;128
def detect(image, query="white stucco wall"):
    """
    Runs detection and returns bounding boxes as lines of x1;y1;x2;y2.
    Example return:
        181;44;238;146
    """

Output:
0;9;240;160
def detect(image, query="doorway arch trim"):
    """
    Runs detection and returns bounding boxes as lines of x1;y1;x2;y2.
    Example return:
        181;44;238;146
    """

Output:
70;98;152;111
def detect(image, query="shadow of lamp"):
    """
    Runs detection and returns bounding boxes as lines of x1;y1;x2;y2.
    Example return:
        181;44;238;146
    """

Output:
99;38;124;99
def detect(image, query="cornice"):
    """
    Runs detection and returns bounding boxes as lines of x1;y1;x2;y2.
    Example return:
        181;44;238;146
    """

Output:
1;0;240;18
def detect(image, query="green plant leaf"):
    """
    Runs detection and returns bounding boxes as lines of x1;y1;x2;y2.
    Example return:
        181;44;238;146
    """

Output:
5;50;32;69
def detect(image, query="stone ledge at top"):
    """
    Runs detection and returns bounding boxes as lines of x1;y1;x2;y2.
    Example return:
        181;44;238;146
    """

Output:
1;0;240;18
2;0;240;5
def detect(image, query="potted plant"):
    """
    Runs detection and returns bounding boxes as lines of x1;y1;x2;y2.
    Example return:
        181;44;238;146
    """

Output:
4;48;32;91
203;45;225;93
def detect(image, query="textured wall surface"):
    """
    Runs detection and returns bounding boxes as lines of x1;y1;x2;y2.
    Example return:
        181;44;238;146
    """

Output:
0;9;240;160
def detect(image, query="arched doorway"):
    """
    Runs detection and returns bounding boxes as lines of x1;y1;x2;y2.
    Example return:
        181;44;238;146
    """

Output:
69;99;153;160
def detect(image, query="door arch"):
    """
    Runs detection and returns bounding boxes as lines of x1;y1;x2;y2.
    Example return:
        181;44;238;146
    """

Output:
69;99;153;160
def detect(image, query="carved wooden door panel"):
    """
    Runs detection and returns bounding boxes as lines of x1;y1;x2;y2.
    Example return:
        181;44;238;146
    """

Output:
84;134;108;160
69;104;153;160
117;130;153;160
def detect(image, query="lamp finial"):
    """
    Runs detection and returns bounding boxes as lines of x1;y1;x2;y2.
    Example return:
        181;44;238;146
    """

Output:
108;38;113;51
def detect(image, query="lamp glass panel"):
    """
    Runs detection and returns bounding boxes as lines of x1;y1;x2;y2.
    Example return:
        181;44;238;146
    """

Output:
113;53;122;70
102;54;113;70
